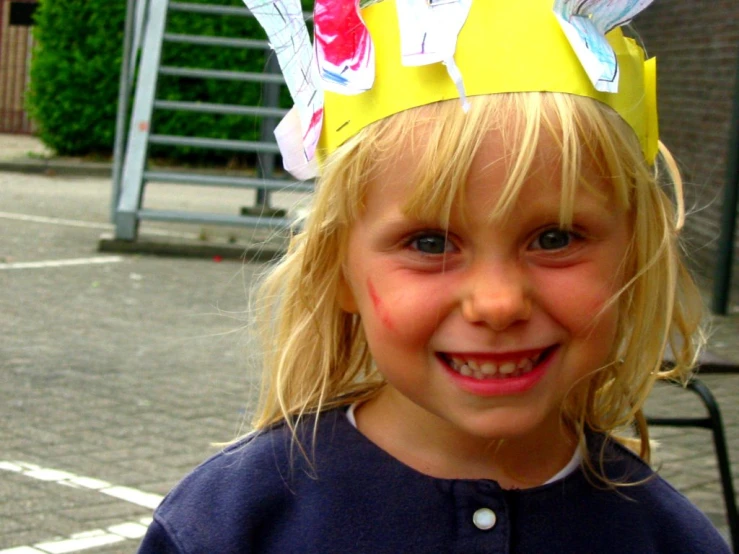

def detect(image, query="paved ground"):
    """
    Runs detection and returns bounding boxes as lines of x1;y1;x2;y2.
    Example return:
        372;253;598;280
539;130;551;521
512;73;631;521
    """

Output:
0;168;305;552
3;135;739;552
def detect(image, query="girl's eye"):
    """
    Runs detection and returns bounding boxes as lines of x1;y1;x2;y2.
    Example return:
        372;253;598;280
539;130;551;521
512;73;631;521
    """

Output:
409;233;453;255
530;229;574;251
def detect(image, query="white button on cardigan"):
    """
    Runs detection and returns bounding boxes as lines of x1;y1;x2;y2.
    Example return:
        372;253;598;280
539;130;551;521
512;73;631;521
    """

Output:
472;507;497;530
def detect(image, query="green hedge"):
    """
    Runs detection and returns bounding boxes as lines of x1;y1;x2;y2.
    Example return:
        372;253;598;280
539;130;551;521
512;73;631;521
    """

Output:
27;0;311;161
27;0;126;155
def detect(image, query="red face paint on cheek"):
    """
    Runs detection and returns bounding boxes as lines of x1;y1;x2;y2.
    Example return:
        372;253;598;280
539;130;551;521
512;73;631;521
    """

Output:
367;279;395;331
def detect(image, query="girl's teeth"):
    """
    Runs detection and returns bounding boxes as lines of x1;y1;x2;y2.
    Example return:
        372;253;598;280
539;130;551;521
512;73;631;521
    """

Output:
499;362;517;375
481;362;496;376
446;353;543;379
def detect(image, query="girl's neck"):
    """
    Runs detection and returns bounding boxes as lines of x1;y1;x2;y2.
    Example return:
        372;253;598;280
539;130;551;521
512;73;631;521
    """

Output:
354;390;578;489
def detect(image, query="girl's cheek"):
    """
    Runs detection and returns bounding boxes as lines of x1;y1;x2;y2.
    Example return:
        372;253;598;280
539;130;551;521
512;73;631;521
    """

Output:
366;275;453;336
536;271;619;333
367;279;396;332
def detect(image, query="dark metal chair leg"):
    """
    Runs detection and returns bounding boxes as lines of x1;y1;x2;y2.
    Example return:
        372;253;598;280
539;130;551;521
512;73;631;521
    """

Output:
690;380;739;553
647;378;739;552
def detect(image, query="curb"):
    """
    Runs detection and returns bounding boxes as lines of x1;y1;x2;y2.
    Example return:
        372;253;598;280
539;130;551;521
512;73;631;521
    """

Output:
97;233;285;263
0;159;111;178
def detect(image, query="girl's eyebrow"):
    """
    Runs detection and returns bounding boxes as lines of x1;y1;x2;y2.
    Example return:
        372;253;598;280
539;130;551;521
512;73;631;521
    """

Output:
572;193;621;216
377;215;441;229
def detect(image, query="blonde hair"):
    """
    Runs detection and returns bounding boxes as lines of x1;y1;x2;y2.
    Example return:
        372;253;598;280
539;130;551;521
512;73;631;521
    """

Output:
251;92;704;468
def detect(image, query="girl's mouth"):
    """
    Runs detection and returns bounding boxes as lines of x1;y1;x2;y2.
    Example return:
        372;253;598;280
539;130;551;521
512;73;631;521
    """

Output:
438;347;555;381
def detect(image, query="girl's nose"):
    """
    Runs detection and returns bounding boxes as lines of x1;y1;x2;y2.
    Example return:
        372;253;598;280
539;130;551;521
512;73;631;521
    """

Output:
461;264;532;330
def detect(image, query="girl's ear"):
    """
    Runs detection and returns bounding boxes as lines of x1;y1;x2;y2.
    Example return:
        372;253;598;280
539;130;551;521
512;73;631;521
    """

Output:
337;271;359;314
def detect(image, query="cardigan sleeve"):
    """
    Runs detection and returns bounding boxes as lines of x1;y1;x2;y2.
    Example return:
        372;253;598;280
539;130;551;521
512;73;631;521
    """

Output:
138;518;184;554
134;426;297;554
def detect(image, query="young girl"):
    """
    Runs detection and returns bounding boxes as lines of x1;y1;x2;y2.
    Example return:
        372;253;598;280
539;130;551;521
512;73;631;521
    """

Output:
139;0;730;551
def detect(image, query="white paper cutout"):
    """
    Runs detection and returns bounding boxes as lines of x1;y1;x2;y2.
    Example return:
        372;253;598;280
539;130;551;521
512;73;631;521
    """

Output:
395;0;471;66
556;0;655;33
244;0;323;162
553;0;655;93
314;0;375;94
395;0;472;106
443;58;470;112
554;11;619;92
275;107;319;179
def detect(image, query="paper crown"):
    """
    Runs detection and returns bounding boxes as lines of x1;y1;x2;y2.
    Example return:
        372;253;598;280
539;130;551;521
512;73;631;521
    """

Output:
246;0;659;179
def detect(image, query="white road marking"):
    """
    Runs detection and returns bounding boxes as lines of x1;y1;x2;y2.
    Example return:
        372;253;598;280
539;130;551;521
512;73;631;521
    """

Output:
0;518;152;554
0;461;164;509
35;531;124;553
0;462;161;553
0;212;110;230
106;522;150;540
0;257;124;270
101;486;164;509
0;211;199;238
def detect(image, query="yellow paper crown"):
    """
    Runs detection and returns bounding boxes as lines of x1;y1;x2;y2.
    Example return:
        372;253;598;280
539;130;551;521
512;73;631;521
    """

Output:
318;0;658;163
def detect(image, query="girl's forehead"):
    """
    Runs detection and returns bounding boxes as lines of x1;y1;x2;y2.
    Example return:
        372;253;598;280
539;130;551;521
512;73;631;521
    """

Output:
367;123;614;218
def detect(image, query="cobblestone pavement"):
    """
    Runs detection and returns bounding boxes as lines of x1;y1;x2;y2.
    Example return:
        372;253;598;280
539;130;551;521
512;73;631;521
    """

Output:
3;165;739;552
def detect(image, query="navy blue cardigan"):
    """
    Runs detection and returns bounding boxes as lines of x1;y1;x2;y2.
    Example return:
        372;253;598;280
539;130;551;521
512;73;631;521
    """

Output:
138;409;729;553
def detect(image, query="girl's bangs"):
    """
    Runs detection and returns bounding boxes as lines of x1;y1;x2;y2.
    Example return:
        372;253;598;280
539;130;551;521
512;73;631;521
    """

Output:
341;93;639;229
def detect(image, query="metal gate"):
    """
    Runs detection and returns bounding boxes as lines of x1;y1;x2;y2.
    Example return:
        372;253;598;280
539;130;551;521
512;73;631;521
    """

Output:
0;0;37;134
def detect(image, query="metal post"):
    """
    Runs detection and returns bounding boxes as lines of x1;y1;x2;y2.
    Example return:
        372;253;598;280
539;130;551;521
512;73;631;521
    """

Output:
712;47;739;314
256;53;281;210
131;0;148;77
115;0;169;240
110;0;139;221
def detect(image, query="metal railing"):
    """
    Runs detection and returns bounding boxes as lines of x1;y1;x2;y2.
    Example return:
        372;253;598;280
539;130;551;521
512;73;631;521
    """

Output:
112;0;312;240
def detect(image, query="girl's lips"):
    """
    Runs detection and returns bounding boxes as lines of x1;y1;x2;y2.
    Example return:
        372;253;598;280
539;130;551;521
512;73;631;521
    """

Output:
438;346;557;396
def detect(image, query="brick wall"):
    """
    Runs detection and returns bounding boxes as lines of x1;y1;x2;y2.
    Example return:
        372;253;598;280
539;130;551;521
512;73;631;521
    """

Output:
0;0;37;134
635;1;739;284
